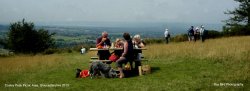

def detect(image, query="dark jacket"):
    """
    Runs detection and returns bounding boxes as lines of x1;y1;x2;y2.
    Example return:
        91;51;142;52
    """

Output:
96;37;111;60
123;40;134;60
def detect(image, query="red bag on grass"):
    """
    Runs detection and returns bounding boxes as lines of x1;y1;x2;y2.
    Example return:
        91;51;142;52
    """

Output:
80;70;90;78
109;53;119;62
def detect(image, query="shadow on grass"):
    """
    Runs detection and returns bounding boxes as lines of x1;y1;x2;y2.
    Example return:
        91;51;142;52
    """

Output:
151;67;161;73
124;66;161;78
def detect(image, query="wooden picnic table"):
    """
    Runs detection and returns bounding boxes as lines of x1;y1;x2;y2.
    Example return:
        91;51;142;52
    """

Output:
89;47;148;76
89;47;147;60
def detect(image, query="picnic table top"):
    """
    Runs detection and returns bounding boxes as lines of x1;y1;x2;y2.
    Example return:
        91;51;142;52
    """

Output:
89;47;147;51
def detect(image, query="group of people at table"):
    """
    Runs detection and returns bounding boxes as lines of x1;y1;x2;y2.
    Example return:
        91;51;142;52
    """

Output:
95;31;145;78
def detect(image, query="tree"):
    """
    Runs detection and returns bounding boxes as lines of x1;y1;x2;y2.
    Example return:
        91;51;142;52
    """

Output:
224;0;250;35
7;19;55;53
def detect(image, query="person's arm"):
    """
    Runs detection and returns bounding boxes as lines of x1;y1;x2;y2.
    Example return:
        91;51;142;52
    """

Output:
121;42;128;57
138;42;145;48
107;38;111;46
96;38;102;47
96;38;106;47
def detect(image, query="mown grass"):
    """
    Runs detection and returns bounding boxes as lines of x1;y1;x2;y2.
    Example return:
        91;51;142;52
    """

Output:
0;36;249;91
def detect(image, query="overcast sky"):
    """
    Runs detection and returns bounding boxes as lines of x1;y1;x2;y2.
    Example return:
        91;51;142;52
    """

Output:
0;0;238;24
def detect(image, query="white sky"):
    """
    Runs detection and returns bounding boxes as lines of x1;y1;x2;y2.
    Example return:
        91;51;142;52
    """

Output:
0;0;238;24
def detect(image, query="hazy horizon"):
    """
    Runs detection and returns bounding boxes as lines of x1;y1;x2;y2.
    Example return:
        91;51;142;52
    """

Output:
0;21;223;36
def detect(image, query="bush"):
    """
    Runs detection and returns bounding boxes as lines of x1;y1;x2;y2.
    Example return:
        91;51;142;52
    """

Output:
172;34;188;42
43;48;57;55
222;25;250;36
0;49;14;57
67;49;73;53
207;30;223;39
144;38;164;44
7;19;55;54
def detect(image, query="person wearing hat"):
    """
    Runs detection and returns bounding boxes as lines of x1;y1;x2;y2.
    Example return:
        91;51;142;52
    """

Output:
188;26;195;42
194;27;200;42
164;28;170;44
199;25;206;42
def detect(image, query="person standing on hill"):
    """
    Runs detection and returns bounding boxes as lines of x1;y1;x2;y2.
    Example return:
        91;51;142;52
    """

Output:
194;27;200;42
187;26;194;42
80;46;86;54
96;31;111;60
164;28;170;44
199;25;206;42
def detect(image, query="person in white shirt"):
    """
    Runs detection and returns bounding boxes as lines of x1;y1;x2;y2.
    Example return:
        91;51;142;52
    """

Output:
133;34;146;70
199;25;206;42
80;46;86;54
164;28;170;44
194;27;200;42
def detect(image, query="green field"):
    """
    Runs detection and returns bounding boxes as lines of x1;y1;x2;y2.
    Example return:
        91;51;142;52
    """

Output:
0;36;249;91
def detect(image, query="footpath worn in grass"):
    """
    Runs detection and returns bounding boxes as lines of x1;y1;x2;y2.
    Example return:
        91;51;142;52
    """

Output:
0;36;249;91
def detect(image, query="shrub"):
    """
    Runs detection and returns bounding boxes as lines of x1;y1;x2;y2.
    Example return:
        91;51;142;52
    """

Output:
144;38;164;44
43;48;57;55
67;49;72;53
207;30;223;39
172;34;188;42
7;19;55;54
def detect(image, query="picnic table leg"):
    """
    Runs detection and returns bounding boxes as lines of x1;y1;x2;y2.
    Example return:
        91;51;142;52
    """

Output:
128;61;133;70
134;61;141;70
138;66;142;76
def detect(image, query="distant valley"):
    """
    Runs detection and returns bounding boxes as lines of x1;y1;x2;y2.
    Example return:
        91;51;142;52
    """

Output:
0;22;223;47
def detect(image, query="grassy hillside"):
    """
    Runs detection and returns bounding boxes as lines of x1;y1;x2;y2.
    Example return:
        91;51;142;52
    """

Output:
0;36;249;91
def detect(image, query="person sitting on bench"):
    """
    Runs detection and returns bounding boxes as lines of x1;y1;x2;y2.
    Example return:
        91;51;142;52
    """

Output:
116;33;134;78
96;31;111;63
133;34;145;70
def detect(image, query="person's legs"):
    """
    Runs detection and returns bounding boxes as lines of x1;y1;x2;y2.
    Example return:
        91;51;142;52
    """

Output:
194;34;197;42
168;37;170;43
134;61;141;71
129;60;133;70
116;57;127;78
204;36;206;42
104;51;111;60
98;51;111;64
103;52;112;64
188;35;191;42
165;37;168;44
98;51;105;60
98;54;104;60
117;67;124;78
135;53;142;70
201;35;203;42
192;35;194;41
202;35;205;42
